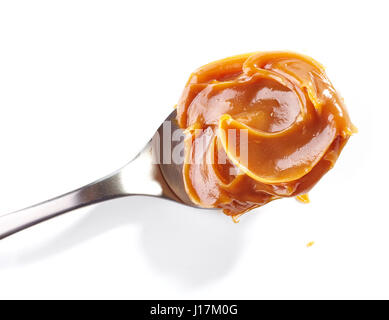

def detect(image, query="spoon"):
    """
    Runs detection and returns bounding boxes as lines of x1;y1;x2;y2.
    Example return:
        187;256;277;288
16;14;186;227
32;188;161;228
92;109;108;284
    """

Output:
0;110;197;240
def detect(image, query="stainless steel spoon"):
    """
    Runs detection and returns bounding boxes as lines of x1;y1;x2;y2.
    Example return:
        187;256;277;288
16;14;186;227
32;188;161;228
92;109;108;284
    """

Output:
0;110;197;240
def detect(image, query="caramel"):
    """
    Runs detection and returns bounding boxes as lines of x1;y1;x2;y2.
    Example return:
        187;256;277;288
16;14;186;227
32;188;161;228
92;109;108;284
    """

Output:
176;52;355;216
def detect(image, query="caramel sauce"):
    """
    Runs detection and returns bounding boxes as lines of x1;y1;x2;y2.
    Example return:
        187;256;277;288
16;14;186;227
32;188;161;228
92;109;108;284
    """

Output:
176;52;355;216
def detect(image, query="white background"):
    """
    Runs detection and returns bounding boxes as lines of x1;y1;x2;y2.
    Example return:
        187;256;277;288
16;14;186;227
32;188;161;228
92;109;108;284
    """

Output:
0;0;387;299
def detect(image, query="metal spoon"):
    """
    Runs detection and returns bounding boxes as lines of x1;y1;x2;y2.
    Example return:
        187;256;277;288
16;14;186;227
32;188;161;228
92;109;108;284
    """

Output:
0;110;197;240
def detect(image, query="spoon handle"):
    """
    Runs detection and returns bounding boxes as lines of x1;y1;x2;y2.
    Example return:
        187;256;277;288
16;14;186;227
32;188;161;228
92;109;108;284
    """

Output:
0;171;125;239
0;142;165;240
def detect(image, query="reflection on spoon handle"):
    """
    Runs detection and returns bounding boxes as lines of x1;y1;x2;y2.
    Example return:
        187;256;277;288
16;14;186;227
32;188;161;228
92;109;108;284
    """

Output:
0;170;128;240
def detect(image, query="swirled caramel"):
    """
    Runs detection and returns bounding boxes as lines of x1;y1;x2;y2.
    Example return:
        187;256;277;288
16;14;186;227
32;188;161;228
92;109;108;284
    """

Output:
176;52;355;217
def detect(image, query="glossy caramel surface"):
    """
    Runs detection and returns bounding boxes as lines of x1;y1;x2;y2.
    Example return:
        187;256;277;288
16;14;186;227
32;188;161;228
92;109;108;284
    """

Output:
176;52;355;216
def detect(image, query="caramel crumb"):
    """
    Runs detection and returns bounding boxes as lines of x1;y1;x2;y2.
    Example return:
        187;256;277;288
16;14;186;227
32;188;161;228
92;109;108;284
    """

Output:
232;215;241;223
296;194;310;204
306;241;315;248
350;124;359;134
